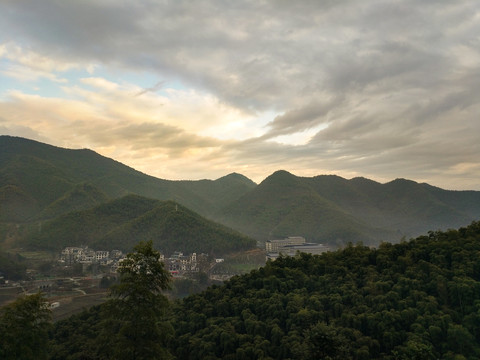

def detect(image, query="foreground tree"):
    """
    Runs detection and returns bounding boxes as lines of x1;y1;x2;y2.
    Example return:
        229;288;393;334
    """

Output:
102;240;172;360
0;292;52;360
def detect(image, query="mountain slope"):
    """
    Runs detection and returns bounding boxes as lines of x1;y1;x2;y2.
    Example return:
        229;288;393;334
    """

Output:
217;170;480;245
0;136;255;221
217;170;396;245
305;176;474;234
177;172;257;216
166;221;480;359
24;195;256;255
3;136;480;248
39;183;109;220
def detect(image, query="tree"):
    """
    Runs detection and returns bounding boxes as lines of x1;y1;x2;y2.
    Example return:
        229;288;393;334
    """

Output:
0;292;52;360
102;240;172;360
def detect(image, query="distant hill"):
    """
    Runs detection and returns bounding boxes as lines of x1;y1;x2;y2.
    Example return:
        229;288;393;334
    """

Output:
2;136;480;248
216;170;480;245
0;136;256;222
178;172;256;211
23;195;256;255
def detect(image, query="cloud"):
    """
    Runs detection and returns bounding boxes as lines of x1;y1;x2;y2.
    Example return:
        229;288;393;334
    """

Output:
134;80;165;97
0;80;232;180
264;96;344;138
0;42;79;83
0;0;480;188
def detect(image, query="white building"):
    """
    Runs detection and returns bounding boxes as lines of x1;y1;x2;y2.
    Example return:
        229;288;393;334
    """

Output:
266;236;330;260
95;251;109;261
265;236;306;252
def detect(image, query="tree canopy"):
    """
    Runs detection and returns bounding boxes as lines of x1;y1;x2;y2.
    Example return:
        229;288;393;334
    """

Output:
49;222;480;359
101;240;172;360
0;293;52;360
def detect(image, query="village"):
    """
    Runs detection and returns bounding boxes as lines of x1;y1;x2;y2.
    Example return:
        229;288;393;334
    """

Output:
0;245;234;321
58;245;224;277
0;236;328;321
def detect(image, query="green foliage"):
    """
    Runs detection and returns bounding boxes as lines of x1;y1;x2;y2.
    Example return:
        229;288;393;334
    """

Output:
101;240;173;359
167;221;480;359
0;136;255;225
50;242;174;359
24;195;256;254
39;182;109;220
0;293;52;359
48;305;104;359
0;250;27;280
49;222;480;359
178;173;256;216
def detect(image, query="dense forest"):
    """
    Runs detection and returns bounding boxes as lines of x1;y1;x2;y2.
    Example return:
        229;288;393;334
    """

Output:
38;221;480;359
23;195;256;255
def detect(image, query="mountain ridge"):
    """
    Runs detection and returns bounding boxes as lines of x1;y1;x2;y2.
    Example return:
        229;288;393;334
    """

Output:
0;135;255;222
2;136;480;248
215;169;480;245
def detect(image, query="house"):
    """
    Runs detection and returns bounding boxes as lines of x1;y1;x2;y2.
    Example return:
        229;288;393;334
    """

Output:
165;251;199;275
95;251;109;261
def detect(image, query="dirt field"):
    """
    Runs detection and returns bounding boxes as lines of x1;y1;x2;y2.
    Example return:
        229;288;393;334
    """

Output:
0;277;109;322
51;292;108;321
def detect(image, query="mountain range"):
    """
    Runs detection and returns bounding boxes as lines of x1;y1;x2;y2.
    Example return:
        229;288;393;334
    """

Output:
217;170;480;245
1;135;480;250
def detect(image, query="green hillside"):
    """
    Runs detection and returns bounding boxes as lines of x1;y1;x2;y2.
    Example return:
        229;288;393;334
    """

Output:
306;176;473;236
178;173;257;215
2;136;480;248
39;183;109;220
48;221;480;359
0;136;255;222
167;221;480;359
23;195;255;255
217;171;397;246
217;170;480;245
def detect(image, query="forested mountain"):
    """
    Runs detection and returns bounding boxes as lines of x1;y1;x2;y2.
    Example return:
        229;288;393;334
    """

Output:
23;195;255;255
217;170;480;245
0;136;256;222
2;136;480;249
48;221;480;359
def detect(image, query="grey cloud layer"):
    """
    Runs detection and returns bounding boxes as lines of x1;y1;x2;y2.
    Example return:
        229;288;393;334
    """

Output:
1;0;480;188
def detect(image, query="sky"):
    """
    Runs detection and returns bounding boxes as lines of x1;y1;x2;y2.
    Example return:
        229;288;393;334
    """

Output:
0;0;479;190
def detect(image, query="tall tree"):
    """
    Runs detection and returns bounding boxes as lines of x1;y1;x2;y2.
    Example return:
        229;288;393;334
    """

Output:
0;293;52;360
102;240;172;360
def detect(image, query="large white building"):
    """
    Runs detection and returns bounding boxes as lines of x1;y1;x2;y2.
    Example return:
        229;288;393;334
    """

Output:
266;236;330;260
265;236;306;252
